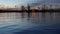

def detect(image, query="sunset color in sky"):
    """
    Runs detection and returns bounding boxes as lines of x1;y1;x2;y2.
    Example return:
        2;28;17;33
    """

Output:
0;0;60;9
0;0;60;5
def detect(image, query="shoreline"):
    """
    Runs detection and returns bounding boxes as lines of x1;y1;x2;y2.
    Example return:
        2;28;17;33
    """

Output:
0;9;60;13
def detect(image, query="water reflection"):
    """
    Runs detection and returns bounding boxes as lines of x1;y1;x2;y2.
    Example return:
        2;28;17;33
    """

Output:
0;12;60;34
20;12;60;24
0;12;60;25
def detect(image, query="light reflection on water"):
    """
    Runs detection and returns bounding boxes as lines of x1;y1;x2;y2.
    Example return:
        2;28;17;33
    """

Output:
0;12;60;34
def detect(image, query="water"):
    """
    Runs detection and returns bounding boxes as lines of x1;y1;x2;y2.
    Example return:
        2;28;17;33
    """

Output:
0;12;60;34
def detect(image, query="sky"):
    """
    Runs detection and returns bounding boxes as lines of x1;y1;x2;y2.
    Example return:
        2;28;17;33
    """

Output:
0;0;41;6
0;0;19;6
0;0;60;5
0;0;60;8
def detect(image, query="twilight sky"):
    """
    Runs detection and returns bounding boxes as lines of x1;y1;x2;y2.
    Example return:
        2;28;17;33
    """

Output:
0;0;60;7
0;0;41;5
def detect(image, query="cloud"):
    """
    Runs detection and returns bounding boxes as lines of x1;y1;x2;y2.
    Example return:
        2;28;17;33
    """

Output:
0;0;60;8
29;0;60;7
43;0;60;3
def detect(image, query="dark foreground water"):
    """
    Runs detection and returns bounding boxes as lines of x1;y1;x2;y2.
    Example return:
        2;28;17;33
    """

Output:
0;12;60;34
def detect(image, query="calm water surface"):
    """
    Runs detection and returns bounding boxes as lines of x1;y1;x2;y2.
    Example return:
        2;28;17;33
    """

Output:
0;12;60;34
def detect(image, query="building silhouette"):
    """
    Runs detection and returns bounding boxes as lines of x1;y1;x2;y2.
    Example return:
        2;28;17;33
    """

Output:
27;4;30;13
21;5;25;12
43;4;46;10
50;4;52;9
